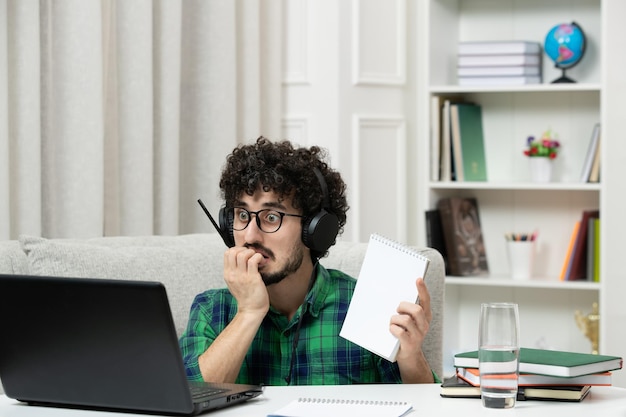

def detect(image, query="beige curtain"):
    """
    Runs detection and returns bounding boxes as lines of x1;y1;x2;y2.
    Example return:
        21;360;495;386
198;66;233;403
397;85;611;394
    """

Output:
0;0;283;239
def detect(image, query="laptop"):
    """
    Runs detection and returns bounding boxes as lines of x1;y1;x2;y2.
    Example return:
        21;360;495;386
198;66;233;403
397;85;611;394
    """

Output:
0;274;263;415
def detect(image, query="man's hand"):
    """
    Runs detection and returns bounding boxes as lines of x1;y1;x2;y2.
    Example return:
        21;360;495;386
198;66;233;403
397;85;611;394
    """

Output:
390;278;435;383
223;247;269;316
197;247;269;383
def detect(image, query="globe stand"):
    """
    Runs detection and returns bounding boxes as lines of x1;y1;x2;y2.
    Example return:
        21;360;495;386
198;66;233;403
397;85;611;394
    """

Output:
551;67;576;84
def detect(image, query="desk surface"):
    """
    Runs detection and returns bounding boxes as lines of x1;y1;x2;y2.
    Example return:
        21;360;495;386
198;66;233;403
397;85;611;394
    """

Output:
1;384;626;416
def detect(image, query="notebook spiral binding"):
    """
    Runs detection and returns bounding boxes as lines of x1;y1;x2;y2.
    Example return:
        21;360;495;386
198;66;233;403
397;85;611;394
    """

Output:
296;397;410;406
371;233;429;261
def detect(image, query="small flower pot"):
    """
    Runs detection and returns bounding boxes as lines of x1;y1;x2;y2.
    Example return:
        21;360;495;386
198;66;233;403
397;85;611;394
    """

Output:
529;157;552;182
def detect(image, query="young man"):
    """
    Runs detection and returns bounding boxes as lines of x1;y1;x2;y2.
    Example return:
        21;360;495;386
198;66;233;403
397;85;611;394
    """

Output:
179;137;436;385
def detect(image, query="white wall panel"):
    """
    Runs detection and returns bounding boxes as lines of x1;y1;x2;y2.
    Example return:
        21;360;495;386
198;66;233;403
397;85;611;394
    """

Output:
352;0;406;85
282;1;409;245
351;115;407;242
281;115;310;145
282;0;309;85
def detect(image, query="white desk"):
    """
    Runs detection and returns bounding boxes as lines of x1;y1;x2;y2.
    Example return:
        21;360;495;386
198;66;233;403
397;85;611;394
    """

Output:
1;384;626;416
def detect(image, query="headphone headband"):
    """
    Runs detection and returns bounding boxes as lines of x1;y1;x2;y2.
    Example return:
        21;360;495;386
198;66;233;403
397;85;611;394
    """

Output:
313;167;331;210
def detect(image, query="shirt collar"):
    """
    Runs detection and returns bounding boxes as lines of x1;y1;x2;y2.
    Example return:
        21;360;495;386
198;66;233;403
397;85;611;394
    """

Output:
303;263;332;318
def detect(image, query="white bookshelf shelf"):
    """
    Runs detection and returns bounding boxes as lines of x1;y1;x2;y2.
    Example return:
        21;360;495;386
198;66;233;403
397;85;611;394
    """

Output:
428;182;601;191
430;83;602;95
445;276;600;291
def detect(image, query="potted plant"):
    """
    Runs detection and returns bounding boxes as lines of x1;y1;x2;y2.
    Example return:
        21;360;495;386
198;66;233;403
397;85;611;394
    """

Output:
524;130;560;182
524;131;561;159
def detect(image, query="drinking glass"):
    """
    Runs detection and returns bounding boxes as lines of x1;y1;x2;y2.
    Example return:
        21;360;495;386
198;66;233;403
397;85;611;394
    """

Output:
478;302;520;409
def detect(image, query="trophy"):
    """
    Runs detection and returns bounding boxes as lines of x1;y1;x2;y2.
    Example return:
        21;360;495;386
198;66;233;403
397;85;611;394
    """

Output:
575;302;599;354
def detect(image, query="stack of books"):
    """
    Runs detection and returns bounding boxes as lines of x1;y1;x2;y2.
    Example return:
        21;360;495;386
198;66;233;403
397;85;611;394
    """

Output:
457;41;542;86
560;209;600;281
441;347;623;402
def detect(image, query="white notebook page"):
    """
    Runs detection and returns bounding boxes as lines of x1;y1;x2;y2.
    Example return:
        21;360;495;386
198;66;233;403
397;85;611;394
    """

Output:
339;233;430;362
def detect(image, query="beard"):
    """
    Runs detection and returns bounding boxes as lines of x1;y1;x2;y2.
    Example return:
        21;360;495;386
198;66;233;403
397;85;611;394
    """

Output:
251;243;305;286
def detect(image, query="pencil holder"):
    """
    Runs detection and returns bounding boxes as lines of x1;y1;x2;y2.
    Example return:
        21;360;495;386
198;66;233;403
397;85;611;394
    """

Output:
506;240;534;280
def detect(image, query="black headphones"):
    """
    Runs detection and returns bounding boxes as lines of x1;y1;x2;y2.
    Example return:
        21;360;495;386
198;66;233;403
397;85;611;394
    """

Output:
217;206;235;248
216;167;339;253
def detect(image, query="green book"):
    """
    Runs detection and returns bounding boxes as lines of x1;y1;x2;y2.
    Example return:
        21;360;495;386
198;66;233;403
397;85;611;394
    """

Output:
454;347;622;377
587;216;595;281
594;218;600;282
450;103;487;181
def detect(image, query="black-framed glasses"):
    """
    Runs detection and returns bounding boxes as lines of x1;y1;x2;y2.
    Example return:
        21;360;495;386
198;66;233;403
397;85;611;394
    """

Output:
231;207;304;233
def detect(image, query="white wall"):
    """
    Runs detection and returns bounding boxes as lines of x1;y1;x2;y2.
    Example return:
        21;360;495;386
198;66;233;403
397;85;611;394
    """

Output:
281;0;416;245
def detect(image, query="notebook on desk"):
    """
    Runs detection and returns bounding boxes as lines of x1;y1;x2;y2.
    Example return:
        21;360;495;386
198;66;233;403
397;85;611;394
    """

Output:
0;274;263;415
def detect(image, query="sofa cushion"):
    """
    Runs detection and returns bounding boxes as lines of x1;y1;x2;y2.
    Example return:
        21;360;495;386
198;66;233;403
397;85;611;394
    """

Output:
19;234;227;337
0;240;29;275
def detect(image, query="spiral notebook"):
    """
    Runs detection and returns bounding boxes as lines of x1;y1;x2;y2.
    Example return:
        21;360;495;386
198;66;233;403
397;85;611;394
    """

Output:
267;397;413;417
339;233;430;362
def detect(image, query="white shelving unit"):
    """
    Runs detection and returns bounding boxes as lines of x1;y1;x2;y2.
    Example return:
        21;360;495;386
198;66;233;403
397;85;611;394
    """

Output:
415;0;626;385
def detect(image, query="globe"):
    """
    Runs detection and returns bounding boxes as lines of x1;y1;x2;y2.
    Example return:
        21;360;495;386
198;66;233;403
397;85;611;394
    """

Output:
544;22;586;83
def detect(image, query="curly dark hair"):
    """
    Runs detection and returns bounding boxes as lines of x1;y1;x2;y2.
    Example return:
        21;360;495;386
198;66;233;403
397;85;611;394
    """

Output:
219;136;349;253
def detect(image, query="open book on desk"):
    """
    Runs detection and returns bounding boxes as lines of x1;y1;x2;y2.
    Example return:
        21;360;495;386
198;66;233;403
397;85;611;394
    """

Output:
339;233;430;362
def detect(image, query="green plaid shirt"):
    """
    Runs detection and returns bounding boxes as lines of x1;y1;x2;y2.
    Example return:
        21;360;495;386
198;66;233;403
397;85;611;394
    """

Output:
179;265;406;385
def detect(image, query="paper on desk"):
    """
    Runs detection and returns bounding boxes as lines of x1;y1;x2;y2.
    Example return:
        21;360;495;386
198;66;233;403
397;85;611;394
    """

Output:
267;397;413;417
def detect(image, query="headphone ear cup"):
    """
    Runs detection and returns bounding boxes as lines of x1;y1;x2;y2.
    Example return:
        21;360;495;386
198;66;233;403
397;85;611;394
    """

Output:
219;207;236;248
301;208;340;254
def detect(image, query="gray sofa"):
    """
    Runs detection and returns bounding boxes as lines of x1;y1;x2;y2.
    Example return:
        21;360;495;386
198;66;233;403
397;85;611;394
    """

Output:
0;233;444;393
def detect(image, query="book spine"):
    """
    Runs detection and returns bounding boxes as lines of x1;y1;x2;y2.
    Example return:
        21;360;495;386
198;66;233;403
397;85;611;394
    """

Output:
458;54;541;67
424;209;449;274
457;66;541;77
588;133;602;183
579;123;601;182
450;104;464;181
593;218;600;282
430;95;442;182
586;217;595;281
440;100;453;182
569;211;600;280
458;76;541;86
437;198;461;276
437;197;489;276
457;104;487;182
560;221;580;281
458;41;541;55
